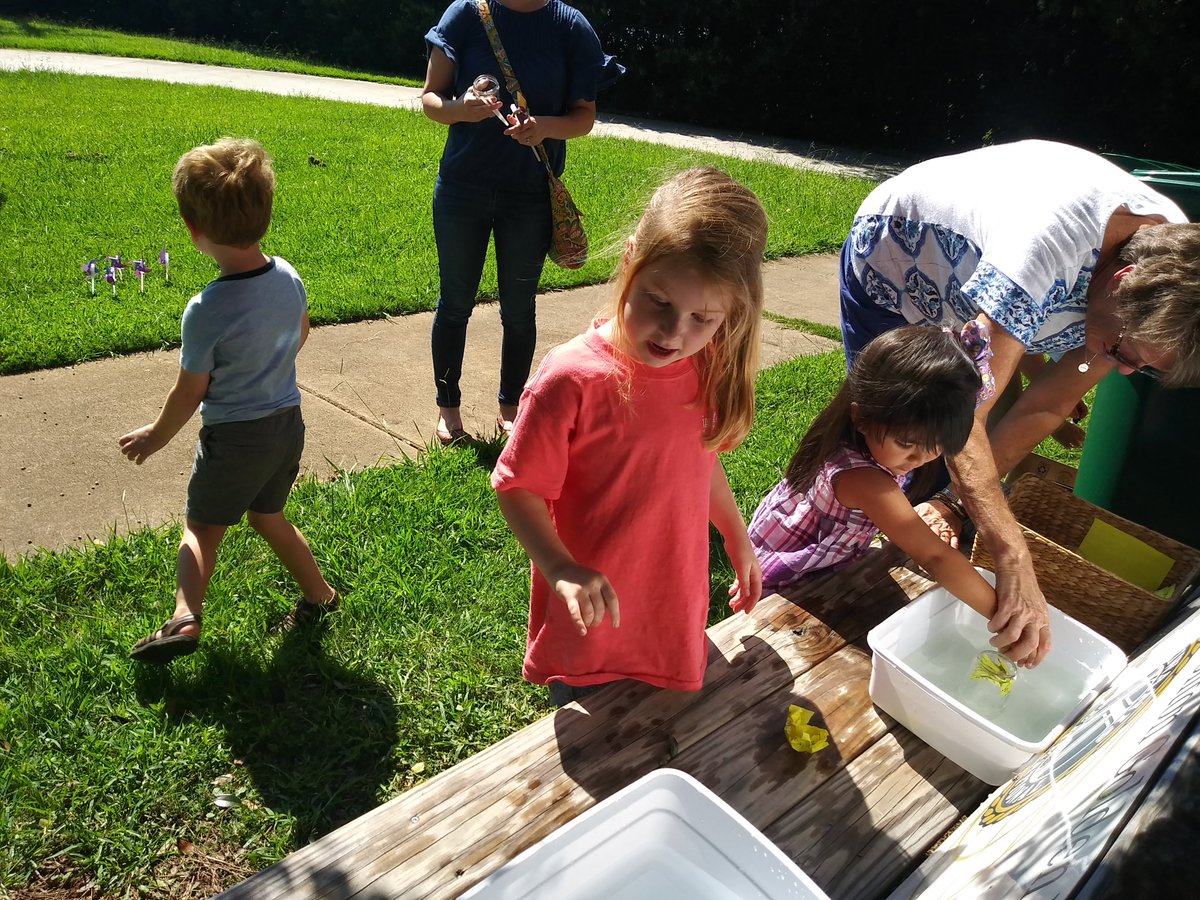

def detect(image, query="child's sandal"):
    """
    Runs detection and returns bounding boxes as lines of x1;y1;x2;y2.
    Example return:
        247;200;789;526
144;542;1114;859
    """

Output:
277;592;340;633
130;613;202;664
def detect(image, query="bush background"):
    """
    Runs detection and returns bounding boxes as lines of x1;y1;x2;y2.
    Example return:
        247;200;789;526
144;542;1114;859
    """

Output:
4;0;1197;166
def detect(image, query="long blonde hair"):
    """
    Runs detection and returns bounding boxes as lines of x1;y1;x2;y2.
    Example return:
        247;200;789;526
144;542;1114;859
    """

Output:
607;168;767;451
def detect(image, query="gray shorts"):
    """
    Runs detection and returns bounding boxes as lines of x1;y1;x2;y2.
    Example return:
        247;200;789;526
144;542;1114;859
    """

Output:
187;406;304;526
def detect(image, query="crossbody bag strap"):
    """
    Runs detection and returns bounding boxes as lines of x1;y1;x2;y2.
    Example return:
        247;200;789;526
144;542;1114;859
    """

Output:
474;0;554;175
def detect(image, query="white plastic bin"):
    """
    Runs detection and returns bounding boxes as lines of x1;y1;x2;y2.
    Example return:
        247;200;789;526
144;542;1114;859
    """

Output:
867;570;1126;785
461;768;830;899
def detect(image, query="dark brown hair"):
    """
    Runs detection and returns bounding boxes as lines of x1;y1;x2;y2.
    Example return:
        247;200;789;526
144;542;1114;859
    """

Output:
786;326;981;496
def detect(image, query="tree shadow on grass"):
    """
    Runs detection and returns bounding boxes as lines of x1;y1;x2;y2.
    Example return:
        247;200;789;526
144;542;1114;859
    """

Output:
134;627;399;843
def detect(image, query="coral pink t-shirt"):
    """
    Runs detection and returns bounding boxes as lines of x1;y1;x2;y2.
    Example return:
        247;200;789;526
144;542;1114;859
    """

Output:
491;324;716;691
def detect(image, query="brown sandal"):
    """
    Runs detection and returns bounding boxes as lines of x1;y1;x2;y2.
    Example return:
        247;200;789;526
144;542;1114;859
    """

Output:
276;592;340;633
130;613;201;664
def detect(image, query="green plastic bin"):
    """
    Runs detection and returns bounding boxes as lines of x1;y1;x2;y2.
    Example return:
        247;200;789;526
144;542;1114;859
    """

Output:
1075;373;1200;548
1076;156;1200;548
1103;153;1200;219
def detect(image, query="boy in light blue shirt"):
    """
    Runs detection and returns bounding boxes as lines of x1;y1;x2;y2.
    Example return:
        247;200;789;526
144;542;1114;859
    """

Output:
119;137;338;663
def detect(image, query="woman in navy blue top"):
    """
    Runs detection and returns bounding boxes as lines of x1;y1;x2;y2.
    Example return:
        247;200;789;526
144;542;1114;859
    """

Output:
422;0;621;443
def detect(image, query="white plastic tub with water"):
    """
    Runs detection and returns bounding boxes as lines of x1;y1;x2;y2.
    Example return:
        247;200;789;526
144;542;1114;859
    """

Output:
867;570;1127;785
461;768;829;899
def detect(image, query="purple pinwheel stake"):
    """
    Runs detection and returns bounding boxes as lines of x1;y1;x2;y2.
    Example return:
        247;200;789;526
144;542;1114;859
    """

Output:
132;259;150;293
105;264;117;297
159;248;170;282
106;255;127;281
81;259;99;296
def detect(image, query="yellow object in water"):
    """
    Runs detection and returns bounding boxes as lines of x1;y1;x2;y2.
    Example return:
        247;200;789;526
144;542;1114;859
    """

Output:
970;651;1016;697
784;705;829;753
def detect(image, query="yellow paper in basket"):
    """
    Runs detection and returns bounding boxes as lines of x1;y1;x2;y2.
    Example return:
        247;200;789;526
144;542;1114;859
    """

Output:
1077;519;1175;592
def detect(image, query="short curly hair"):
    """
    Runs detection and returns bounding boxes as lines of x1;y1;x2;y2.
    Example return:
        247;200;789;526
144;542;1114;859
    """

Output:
172;138;275;248
1116;223;1200;387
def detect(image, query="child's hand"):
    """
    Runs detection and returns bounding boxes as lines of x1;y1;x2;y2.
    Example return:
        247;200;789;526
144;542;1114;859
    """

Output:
915;500;961;549
549;563;619;636
118;425;166;465
725;536;763;615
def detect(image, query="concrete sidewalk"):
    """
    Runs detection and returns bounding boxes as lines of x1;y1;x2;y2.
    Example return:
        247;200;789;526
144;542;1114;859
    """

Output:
0;50;855;558
0;49;902;180
0;257;842;559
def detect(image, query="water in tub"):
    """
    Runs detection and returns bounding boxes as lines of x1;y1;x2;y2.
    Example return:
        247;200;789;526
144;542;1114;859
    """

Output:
901;629;1092;742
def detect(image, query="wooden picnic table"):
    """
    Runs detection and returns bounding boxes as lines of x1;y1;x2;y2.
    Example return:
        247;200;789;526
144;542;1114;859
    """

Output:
220;544;989;899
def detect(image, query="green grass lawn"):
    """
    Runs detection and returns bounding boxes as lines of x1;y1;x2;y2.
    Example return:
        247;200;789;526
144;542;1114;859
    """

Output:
0;349;845;897
0;16;417;85
0;69;872;375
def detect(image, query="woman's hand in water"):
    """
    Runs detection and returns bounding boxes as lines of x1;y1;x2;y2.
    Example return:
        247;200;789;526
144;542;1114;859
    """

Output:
549;563;620;637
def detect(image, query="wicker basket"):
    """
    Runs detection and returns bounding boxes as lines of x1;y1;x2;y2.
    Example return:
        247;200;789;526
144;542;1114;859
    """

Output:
971;474;1200;653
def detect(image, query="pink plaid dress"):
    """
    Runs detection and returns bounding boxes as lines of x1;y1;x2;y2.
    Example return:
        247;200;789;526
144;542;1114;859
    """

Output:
749;445;909;592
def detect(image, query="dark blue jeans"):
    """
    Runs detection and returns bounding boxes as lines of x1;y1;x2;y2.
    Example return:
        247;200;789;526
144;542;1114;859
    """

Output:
431;176;551;409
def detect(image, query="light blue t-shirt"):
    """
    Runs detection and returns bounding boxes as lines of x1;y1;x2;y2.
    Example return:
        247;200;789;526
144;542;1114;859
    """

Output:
180;257;305;426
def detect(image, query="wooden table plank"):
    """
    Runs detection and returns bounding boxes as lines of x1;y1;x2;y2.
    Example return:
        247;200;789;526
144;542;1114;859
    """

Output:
765;728;987;900
674;643;893;834
221;548;958;900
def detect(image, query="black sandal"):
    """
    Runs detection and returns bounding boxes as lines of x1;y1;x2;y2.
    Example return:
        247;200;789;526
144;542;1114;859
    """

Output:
277;592;340;633
130;613;201;664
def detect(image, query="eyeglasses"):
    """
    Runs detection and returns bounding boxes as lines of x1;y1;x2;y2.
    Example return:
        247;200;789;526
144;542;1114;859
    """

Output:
1108;325;1164;380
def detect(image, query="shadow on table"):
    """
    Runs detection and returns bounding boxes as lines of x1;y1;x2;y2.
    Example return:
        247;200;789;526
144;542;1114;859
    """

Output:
550;633;794;802
765;548;987;897
215;860;393;900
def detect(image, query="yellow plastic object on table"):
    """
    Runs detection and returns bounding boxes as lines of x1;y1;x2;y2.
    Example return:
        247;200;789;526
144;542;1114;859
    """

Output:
784;705;829;753
1077;518;1175;593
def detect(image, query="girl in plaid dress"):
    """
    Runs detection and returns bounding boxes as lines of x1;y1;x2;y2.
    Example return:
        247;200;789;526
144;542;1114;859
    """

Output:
749;325;999;619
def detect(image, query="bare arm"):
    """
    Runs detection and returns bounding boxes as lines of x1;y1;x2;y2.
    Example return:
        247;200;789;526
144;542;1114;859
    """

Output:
709;462;762;614
495;487;618;635
420;47;502;126
117;367;210;465
988;344;1110;473
837;467;997;620
944;313;1052;665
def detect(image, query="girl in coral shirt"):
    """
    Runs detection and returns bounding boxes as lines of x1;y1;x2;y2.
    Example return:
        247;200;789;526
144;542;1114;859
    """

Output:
492;167;766;705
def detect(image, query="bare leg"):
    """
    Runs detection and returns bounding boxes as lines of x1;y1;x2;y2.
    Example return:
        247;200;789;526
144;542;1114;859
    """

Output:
498;403;519;436
247;510;335;605
168;519;228;638
436;406;468;444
